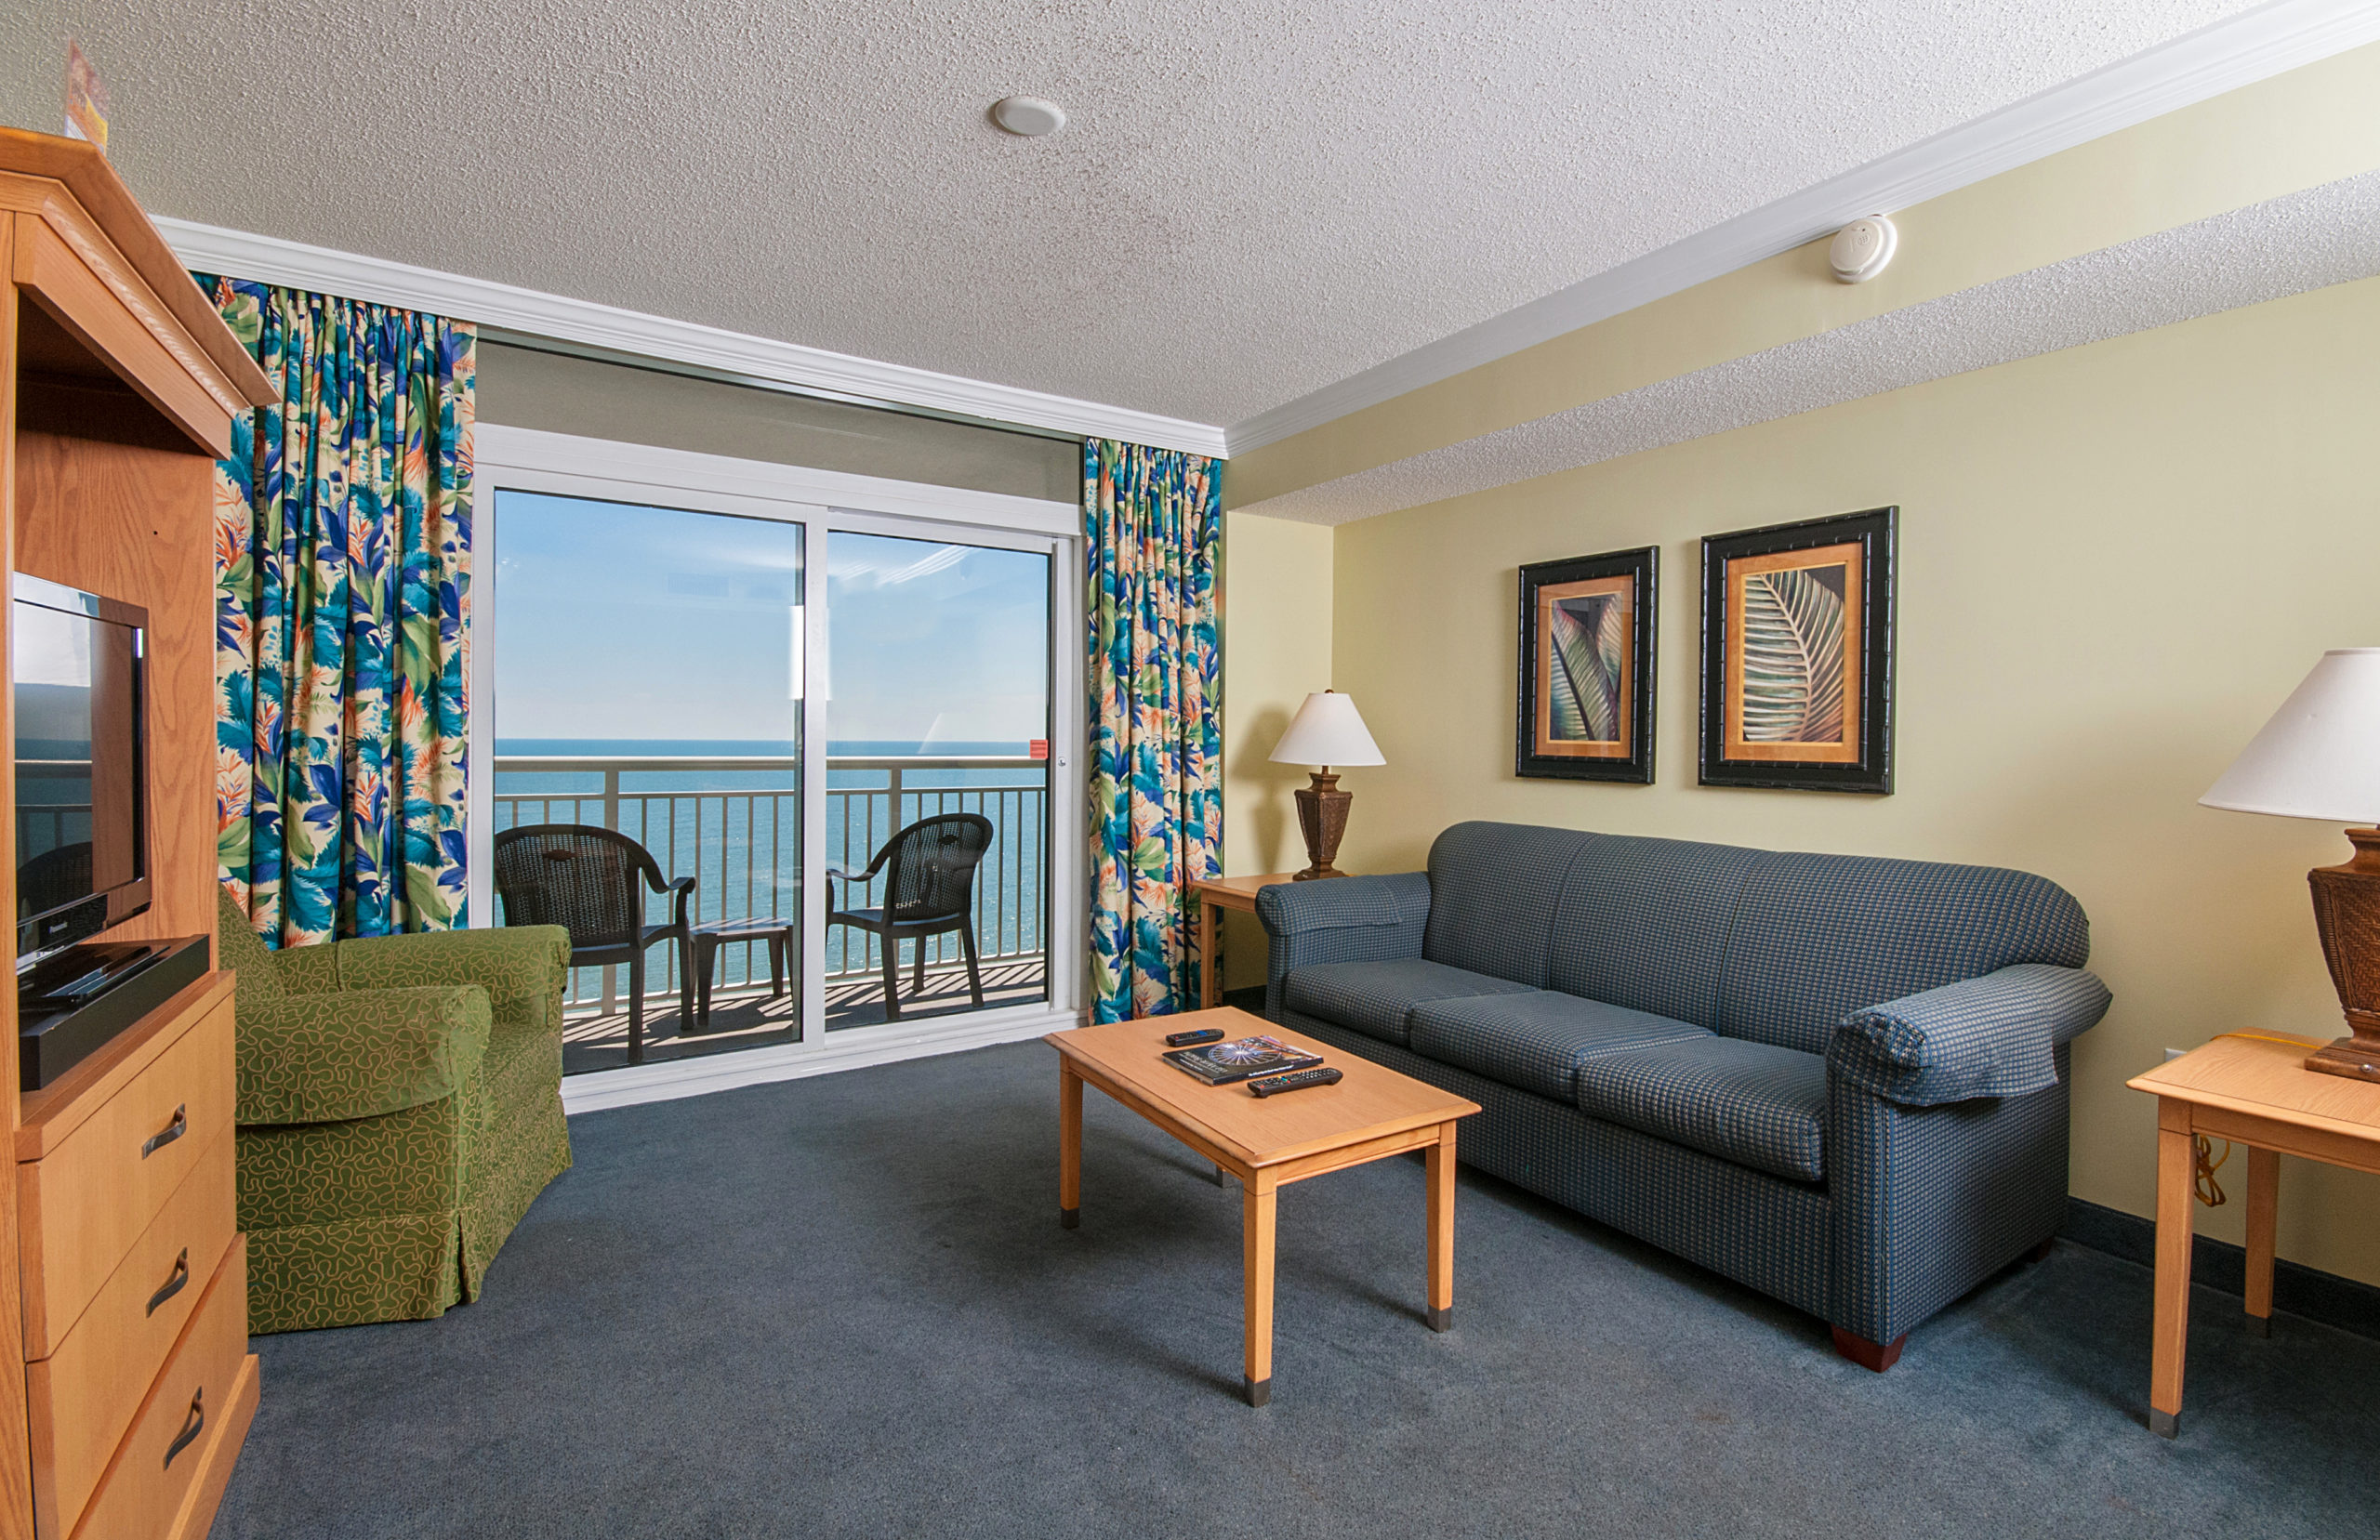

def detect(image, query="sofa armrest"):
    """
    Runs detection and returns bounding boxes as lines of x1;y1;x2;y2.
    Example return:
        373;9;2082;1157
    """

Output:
1829;963;2112;1107
1256;873;1431;1016
237;985;492;1125
332;926;573;1032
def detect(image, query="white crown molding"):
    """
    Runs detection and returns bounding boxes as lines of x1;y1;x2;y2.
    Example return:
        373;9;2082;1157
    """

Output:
1224;0;2380;455
157;216;1228;459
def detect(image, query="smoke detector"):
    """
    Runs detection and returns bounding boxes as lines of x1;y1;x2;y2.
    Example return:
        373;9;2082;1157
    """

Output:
1829;216;1897;283
991;97;1066;137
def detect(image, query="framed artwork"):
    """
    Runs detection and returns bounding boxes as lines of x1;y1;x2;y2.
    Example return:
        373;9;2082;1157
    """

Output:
1516;546;1657;783
1699;507;1896;794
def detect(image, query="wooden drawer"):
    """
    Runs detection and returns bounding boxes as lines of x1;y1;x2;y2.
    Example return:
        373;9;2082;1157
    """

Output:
29;1129;236;1539
66;1236;251;1540
19;994;233;1356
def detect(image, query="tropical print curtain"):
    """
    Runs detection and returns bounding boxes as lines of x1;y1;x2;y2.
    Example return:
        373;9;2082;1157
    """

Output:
201;276;473;947
1085;440;1223;1020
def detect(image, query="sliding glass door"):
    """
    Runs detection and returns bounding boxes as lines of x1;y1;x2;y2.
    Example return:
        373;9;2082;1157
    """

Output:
491;493;805;1073
479;460;1076;1079
825;531;1051;1026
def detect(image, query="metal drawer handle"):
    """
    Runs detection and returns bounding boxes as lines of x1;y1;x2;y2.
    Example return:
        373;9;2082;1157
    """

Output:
146;1248;190;1317
164;1387;205;1469
141;1105;187;1158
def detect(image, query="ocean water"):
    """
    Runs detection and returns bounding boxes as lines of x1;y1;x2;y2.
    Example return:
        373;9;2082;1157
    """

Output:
491;740;1050;985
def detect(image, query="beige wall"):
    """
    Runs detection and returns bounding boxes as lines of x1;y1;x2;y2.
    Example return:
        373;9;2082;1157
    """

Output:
1294;274;2380;1281
1218;509;1335;990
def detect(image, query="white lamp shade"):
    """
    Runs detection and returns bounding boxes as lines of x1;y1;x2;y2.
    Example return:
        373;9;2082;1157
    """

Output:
1269;691;1384;768
2201;649;2380;823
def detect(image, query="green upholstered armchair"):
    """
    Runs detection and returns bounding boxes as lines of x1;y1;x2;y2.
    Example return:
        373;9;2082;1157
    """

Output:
216;888;575;1334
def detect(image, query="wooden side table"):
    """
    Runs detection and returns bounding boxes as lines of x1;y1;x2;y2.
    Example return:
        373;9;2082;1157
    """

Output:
2126;1031;2380;1438
1190;874;1307;1009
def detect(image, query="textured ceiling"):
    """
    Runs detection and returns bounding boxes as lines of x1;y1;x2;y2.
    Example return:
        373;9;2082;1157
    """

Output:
6;0;2258;427
1235;168;2380;522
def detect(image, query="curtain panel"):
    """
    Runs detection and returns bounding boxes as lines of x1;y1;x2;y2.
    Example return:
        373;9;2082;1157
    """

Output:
1085;440;1223;1020
201;276;473;947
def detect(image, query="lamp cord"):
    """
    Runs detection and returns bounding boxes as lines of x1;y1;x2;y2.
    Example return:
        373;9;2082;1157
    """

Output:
2193;1136;2231;1207
2213;1031;2328;1049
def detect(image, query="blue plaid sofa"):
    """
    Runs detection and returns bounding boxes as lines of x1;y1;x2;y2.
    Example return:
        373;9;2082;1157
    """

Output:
1257;822;2111;1368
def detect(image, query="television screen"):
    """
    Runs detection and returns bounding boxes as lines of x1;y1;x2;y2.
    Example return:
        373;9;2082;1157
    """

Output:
14;573;147;966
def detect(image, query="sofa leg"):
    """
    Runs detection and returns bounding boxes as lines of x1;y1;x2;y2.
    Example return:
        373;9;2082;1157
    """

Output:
2028;1236;2056;1264
1831;1326;1907;1373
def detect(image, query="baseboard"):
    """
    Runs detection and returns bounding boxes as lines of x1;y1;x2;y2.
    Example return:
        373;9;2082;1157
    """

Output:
2062;1196;2380;1343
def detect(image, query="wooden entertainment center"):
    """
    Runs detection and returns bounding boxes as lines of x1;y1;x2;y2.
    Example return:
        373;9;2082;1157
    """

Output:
0;130;277;1537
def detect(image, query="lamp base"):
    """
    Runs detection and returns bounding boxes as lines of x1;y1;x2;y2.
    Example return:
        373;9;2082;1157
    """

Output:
1292;772;1352;881
2306;828;2380;1083
2305;1034;2380;1082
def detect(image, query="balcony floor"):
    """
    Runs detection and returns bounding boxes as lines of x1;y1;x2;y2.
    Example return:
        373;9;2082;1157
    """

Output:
559;956;1050;1075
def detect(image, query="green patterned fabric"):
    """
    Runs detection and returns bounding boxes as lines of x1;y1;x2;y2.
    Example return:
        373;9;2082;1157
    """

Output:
218;888;572;1334
237;987;488;1125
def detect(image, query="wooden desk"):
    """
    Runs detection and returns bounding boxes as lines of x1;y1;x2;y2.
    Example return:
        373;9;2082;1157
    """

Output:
1191;874;1307;1009
1047;1007;1478;1404
2126;1032;2380;1438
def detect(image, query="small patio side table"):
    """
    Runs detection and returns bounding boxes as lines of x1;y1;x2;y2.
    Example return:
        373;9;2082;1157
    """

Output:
689;916;799;1029
2126;1030;2380;1438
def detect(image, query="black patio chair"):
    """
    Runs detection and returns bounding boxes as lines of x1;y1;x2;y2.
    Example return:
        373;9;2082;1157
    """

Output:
491;823;694;1064
827;813;994;1021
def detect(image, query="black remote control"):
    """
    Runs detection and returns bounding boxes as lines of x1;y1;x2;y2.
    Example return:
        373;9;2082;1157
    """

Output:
1248;1066;1342;1098
1165;1026;1226;1047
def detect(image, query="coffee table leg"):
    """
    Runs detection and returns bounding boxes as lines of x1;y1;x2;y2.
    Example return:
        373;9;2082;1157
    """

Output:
1244;1172;1276;1405
2149;1101;2193;1437
1059;1064;1082;1230
2244;1145;2278;1337
1426;1122;1455;1331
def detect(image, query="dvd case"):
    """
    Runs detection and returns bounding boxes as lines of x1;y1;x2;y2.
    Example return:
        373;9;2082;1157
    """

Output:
1161;1034;1324;1086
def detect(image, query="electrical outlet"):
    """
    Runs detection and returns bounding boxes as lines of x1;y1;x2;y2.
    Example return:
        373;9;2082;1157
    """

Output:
2164;1046;2188;1062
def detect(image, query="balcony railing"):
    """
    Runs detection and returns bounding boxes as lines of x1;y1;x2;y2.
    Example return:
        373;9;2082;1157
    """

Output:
491;755;1049;1013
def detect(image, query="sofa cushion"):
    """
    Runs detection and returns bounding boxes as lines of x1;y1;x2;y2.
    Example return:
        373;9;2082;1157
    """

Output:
1575;1036;1829;1184
1421;822;1598;988
1715;852;2092;1055
1545;836;1771;1028
1282;959;1536;1047
1408;991;1711;1104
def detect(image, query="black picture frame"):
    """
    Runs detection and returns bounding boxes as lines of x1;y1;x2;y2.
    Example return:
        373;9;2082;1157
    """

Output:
1699;507;1896;794
1516;546;1657;783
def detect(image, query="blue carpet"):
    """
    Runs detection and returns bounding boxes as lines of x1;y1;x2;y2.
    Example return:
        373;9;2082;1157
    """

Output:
211;1039;2377;1537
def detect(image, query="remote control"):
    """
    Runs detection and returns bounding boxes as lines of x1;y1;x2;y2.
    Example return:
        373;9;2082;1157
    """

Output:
1248;1066;1342;1098
1165;1026;1226;1047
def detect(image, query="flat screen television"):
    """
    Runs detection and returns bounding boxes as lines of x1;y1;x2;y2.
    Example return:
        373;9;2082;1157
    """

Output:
13;573;148;970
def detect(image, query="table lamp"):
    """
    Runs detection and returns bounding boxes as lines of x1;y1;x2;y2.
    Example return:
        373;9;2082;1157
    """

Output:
1269;691;1384;881
2201;649;2380;1081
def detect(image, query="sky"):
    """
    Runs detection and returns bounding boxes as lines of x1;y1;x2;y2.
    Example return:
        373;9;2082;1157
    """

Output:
493;492;1049;749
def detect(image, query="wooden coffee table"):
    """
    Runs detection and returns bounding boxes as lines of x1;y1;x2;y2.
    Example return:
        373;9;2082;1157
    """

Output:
1046;1007;1480;1405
